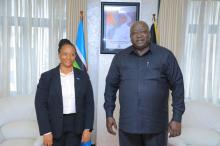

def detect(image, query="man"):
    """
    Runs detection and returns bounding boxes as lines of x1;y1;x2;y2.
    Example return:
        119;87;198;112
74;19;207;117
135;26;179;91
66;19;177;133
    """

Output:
104;21;185;146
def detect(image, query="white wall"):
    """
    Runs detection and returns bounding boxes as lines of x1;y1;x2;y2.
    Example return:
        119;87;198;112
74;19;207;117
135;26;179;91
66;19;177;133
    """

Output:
87;0;158;145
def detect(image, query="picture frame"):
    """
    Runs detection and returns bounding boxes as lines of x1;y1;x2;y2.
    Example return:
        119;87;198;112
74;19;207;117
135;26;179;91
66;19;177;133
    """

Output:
100;2;140;54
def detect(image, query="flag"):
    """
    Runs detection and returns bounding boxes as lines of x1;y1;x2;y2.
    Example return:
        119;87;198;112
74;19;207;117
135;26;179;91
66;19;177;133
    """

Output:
150;14;159;44
80;140;91;146
73;17;87;71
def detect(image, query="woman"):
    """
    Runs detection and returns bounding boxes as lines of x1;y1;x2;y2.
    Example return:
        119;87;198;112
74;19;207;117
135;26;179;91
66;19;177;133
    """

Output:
35;39;94;146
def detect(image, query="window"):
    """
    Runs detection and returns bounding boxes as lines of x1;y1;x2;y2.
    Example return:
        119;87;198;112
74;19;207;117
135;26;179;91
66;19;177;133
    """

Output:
183;0;220;103
0;0;67;96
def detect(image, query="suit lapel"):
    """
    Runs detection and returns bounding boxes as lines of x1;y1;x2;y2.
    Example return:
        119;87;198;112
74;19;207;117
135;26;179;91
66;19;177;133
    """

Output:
52;65;63;107
74;68;81;102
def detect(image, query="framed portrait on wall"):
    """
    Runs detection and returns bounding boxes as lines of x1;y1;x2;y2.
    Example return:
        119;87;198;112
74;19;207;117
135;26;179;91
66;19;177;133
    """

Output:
100;2;140;54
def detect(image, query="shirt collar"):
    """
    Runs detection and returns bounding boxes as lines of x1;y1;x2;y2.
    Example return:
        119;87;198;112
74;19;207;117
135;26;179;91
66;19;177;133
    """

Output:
129;43;153;56
60;70;74;77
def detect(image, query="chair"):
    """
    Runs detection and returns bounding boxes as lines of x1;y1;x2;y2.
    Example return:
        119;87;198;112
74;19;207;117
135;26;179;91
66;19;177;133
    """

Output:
168;100;220;146
0;96;42;146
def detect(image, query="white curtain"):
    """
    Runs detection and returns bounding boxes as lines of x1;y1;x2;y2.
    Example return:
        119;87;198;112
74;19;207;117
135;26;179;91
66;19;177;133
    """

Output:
159;0;220;104
0;0;67;97
158;0;187;60
182;0;220;103
66;0;87;45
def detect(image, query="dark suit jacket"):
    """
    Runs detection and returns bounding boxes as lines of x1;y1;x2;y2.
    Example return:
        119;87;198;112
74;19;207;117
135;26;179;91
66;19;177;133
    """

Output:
35;65;94;138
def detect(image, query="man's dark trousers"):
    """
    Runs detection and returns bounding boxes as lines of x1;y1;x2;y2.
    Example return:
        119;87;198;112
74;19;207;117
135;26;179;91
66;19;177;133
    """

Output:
119;129;168;146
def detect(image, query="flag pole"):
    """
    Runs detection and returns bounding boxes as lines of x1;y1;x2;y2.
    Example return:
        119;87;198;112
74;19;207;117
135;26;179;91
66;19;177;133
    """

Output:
152;13;156;22
80;11;83;20
152;14;159;44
